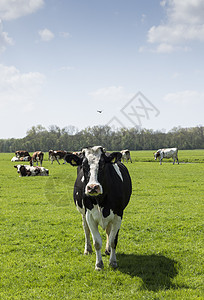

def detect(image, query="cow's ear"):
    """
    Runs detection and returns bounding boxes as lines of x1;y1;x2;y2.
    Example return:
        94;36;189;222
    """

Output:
105;152;122;163
14;165;17;168
65;154;82;166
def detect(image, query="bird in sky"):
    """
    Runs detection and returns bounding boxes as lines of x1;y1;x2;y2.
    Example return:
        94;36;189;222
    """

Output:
97;110;103;113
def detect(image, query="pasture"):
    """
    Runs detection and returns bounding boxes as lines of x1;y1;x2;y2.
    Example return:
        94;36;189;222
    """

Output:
1;150;204;299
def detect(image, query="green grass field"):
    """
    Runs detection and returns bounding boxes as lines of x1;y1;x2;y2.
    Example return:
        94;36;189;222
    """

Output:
1;150;204;299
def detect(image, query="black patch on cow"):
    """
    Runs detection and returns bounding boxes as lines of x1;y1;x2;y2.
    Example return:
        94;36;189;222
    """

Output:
26;169;32;176
102;207;110;218
34;167;41;175
114;230;119;249
20;166;27;176
83;196;95;210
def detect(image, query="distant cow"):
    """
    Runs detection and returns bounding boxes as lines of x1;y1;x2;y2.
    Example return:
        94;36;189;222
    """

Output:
48;150;68;164
15;150;30;158
154;148;179;165
120;149;132;163
30;151;44;166
11;156;31;162
14;165;49;177
65;146;132;270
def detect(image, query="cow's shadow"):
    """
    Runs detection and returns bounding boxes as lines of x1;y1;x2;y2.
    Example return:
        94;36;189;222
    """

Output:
117;253;179;291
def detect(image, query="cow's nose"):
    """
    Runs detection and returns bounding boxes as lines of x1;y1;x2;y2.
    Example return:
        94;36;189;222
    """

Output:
87;184;101;195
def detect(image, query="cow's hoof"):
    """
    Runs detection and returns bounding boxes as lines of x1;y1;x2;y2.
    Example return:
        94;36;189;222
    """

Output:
84;249;93;255
109;261;117;269
95;261;104;271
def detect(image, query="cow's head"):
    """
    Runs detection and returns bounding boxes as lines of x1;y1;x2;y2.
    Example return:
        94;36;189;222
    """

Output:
65;146;122;196
14;165;27;176
153;150;160;160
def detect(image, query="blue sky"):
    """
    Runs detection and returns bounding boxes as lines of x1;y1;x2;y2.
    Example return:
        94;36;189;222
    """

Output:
0;0;204;138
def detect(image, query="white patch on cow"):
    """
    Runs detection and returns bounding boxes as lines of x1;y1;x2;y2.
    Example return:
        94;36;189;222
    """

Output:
16;165;22;172
83;146;103;195
90;205;114;230
113;164;123;181
81;176;85;182
11;157;19;162
75;200;85;215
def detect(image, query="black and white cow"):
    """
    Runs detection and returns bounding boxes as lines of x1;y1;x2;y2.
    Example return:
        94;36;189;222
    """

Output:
120;149;132;163
65;146;132;270
14;165;49;177
154;148;179;165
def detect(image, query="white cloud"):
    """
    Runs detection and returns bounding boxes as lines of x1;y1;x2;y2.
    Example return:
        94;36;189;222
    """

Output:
164;90;204;104
38;28;54;42
148;24;204;44
0;20;14;53
0;64;45;112
0;0;44;21
167;0;204;25
147;0;204;53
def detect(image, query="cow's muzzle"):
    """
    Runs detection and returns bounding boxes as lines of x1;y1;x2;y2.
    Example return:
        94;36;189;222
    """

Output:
86;183;103;196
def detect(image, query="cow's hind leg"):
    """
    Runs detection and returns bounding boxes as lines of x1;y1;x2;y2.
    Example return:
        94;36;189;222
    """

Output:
82;215;92;255
109;215;122;268
105;223;111;255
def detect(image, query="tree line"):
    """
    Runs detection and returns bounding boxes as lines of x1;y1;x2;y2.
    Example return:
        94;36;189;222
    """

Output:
0;124;203;153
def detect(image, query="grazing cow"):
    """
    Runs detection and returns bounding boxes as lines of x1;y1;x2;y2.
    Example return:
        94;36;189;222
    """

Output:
120;149;132;163
15;150;30;158
30;151;44;166
48;150;68;164
14;165;49;177
65;146;132;270
154;148;179;165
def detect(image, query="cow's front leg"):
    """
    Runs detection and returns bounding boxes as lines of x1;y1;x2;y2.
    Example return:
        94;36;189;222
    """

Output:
86;210;103;270
109;215;122;268
82;214;92;255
